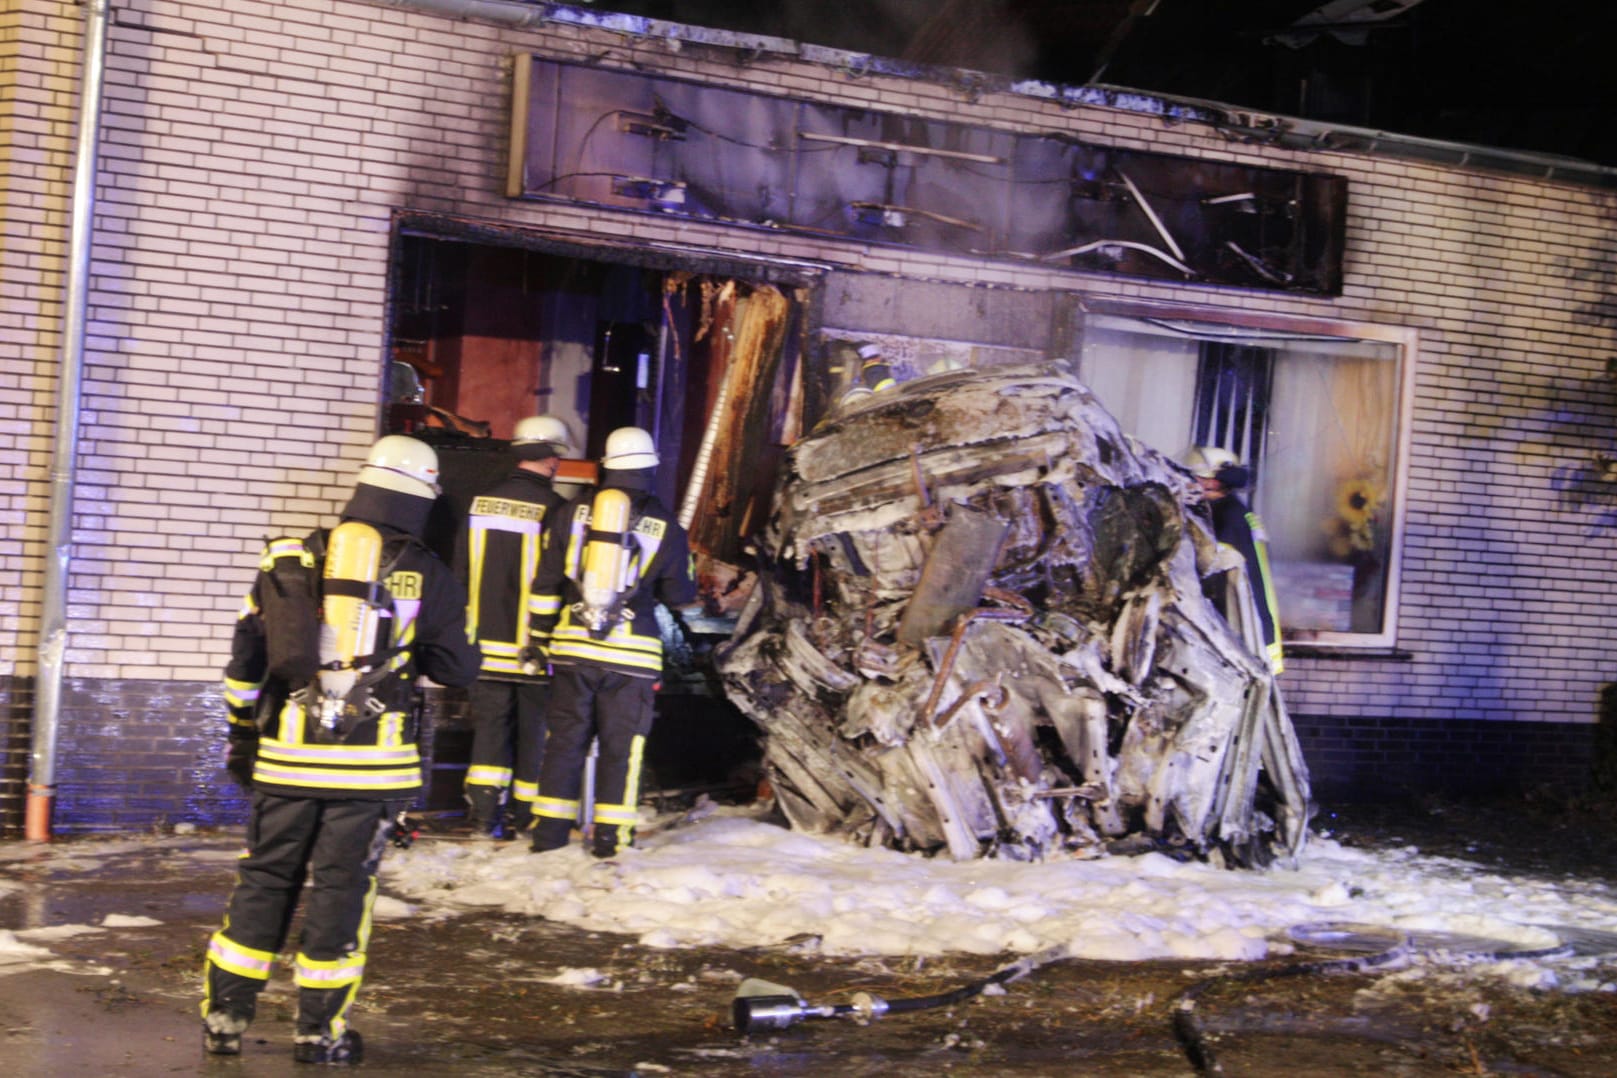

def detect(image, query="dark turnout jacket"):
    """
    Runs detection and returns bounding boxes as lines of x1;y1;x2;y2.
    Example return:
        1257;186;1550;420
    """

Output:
455;468;567;680
528;475;697;679
1205;493;1284;675
222;485;481;799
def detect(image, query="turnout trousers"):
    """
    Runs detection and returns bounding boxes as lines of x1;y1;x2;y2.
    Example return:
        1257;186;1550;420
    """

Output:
202;792;399;1040
531;665;655;855
463;677;551;831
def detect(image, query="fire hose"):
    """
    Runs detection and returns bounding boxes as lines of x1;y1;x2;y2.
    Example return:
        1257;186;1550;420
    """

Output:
732;944;1072;1035
731;921;1594;1074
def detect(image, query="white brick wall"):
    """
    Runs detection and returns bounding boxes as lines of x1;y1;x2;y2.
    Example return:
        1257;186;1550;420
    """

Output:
6;0;1616;720
1;2;83;680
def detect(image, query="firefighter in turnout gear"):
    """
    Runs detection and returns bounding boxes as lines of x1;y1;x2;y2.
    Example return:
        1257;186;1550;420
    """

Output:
203;435;480;1065
1184;445;1285;676
526;426;697;858
456;415;575;837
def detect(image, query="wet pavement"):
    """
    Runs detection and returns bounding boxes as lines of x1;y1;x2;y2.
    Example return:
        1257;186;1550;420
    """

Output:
4;799;1617;1077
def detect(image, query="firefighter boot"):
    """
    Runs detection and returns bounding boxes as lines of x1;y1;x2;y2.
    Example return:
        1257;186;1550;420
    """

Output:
464;786;502;838
530;817;571;854
292;1030;363;1065
504;800;535;837
202;1010;251;1056
591;824;625;860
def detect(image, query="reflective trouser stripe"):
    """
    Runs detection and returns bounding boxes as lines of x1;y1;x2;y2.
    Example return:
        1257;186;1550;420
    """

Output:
593;734;644;827
201;797;392;1037
512;779;539;803
465;764;512;788
593;802;639;825
534;795;579;821
295;949;366;988
293;854;381;1040
538;668;654;834
206;930;275;981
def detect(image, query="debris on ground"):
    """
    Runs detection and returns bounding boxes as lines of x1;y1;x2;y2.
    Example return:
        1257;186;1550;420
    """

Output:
718;362;1311;866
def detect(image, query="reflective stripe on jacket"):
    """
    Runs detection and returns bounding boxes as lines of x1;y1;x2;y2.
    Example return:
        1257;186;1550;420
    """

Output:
529;488;696;679
458;470;564;679
223;515;480;798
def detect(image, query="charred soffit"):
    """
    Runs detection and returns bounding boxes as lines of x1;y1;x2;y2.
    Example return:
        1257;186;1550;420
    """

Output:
390;210;828;287
509;57;1348;296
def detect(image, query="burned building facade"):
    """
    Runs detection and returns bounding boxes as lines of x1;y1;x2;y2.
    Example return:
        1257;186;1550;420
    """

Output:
4;0;1615;833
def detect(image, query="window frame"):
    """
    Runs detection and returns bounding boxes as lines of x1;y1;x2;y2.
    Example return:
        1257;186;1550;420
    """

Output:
1074;295;1418;653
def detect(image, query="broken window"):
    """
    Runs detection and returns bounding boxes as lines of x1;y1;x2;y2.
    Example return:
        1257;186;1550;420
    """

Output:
1077;301;1413;648
509;56;1347;295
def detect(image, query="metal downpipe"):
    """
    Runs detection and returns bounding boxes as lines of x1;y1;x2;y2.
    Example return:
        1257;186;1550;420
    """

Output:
29;0;111;842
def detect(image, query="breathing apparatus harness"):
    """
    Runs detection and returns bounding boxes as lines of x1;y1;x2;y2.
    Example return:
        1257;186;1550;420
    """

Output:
258;525;416;744
569;486;653;641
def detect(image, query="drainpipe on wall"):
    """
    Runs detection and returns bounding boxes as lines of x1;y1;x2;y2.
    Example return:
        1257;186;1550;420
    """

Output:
29;0;111;842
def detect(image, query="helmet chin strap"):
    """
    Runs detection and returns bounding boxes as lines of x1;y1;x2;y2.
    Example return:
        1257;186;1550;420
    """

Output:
368;464;441;497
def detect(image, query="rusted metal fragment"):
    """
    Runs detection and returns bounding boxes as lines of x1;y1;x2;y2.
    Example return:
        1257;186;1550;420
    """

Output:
896;503;1011;645
717;361;1312;867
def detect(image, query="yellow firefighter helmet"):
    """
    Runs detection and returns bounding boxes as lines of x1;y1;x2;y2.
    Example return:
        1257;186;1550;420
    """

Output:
513;415;575;457
1182;445;1241;479
357;435;440;499
602;426;659;470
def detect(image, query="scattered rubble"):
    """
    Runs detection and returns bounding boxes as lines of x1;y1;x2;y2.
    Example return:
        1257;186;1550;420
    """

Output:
717;361;1312;866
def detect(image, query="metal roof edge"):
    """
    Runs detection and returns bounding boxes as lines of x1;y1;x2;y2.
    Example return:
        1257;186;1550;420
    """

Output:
377;0;1617;190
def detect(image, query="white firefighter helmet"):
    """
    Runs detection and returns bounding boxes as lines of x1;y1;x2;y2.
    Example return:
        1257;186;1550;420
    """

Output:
357;434;441;499
602;426;659;470
512;414;575;457
1182;445;1241;479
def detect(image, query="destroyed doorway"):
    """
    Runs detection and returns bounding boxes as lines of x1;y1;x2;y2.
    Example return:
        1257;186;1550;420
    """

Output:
383;220;814;810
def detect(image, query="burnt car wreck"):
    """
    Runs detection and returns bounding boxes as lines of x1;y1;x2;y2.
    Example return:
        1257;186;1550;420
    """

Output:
716;362;1313;868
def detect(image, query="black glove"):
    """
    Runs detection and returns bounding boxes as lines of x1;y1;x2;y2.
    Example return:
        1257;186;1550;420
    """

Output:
517;644;549;676
225;736;257;791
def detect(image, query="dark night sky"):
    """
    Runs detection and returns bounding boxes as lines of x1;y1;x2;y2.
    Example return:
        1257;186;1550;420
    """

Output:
583;0;1617;168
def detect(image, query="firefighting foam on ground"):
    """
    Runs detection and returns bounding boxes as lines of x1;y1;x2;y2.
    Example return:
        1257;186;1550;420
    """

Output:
6;802;1617;1077
716;361;1311;868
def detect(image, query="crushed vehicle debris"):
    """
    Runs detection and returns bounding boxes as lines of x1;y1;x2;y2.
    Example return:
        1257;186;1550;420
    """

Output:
716;361;1313;868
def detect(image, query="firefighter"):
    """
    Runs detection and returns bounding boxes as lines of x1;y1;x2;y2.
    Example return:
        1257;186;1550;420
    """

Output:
456;415;575;838
1184;445;1285;675
525;426;697;858
203;435;481;1064
839;341;895;407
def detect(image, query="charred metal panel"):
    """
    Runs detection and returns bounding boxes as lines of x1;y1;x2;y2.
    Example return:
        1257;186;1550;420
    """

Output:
716;362;1313;866
820;275;1063;353
512;58;1347;295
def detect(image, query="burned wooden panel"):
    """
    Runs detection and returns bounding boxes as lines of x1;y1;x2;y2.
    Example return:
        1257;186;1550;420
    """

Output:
715;362;1313;866
510;56;1347;294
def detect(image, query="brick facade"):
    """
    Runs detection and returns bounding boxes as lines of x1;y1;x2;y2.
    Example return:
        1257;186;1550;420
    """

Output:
4;0;1616;832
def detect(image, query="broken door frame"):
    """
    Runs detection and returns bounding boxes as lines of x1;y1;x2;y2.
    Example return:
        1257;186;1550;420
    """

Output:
385;209;831;485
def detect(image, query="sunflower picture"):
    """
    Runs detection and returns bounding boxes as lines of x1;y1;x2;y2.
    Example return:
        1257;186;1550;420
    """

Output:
1324;476;1384;559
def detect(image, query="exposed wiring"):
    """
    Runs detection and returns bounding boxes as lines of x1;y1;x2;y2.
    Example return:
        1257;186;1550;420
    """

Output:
849;202;984;231
1117;169;1186;262
1038;239;1195;276
1225;240;1294;284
